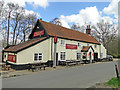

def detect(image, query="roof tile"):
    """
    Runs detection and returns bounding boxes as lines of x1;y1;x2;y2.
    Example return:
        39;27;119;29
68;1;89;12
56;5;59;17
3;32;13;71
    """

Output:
4;37;47;52
40;20;100;45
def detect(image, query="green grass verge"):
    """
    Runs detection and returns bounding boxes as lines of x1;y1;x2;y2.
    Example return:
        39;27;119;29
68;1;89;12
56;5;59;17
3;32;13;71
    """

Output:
106;77;120;88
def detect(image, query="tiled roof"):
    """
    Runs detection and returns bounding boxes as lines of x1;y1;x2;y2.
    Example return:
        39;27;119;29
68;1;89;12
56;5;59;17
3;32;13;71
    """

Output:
3;20;100;53
40;20;100;45
3;37;47;53
81;46;91;52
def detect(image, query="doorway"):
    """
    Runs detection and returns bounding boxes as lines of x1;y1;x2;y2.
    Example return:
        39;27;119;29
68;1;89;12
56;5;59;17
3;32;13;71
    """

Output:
89;52;92;60
94;53;98;61
56;53;58;66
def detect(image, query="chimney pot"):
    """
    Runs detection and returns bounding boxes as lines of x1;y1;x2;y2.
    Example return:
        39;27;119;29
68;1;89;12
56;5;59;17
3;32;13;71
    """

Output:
87;25;90;29
86;25;91;35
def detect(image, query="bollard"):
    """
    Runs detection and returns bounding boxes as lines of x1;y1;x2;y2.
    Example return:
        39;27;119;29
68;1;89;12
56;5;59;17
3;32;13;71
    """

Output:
115;64;119;79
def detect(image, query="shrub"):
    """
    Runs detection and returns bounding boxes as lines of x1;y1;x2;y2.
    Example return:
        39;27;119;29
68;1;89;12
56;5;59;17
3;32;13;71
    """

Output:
106;77;120;88
113;54;118;58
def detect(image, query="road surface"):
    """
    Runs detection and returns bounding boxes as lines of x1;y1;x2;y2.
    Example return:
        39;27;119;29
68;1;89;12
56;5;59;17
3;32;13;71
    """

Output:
2;61;118;88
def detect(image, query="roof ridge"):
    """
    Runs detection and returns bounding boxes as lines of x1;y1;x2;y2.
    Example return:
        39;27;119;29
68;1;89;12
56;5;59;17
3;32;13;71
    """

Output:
40;20;88;36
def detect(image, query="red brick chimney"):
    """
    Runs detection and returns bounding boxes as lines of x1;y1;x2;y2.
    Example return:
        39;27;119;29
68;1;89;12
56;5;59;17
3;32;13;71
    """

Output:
86;25;91;35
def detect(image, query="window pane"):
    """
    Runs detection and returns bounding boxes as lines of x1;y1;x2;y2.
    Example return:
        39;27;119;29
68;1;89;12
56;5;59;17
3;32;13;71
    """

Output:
39;53;42;60
39;53;42;55
39;56;42;60
34;53;38;61
61;40;65;45
60;52;65;60
77;53;81;60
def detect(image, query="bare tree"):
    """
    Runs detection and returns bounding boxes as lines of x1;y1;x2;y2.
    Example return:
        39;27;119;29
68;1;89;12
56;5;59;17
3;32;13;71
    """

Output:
71;24;85;33
50;18;62;26
18;14;37;43
0;1;37;47
0;1;7;47
92;20;117;47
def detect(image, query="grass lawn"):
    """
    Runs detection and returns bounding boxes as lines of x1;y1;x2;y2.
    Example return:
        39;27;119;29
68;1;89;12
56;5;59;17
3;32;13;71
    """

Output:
106;77;120;88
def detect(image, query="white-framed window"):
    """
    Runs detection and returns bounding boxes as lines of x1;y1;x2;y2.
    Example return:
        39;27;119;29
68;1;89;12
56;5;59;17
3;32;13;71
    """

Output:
34;53;42;61
77;53;81;60
60;40;65;45
94;44;97;48
78;43;81;47
60;52;65;60
87;43;89;46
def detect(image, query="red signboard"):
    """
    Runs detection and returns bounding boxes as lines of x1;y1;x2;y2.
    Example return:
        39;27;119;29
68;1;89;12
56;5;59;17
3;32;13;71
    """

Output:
54;36;57;43
66;44;77;49
8;54;16;63
33;30;44;37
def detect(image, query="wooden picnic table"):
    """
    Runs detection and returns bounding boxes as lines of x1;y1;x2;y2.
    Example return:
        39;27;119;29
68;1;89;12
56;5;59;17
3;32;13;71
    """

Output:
28;62;47;72
59;60;82;66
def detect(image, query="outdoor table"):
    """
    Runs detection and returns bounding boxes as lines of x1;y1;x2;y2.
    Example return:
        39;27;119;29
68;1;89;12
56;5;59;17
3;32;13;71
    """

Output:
28;62;47;72
75;60;81;64
59;61;66;66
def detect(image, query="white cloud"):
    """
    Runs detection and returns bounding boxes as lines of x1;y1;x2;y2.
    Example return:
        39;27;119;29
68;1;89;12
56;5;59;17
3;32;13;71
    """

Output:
2;0;49;8
60;6;102;28
60;0;118;28
25;9;35;15
60;18;70;28
25;9;41;17
103;0;119;19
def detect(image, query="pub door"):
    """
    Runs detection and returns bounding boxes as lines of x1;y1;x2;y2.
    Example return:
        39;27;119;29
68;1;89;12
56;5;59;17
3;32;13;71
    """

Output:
94;53;98;62
56;53;58;66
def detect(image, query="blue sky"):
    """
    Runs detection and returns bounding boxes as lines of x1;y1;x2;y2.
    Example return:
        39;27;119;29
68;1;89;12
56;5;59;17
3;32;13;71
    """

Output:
3;0;117;28
25;2;110;21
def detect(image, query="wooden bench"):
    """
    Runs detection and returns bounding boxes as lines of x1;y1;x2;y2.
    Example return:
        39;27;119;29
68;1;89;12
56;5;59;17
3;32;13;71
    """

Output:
67;62;76;66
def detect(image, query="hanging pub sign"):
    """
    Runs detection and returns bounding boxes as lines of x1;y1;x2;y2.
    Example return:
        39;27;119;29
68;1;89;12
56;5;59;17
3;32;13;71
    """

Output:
54;36;57;43
66;44;77;49
33;30;44;37
8;54;16;63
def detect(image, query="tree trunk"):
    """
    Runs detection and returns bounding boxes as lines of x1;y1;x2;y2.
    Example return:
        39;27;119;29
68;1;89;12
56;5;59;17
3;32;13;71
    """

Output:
12;23;18;45
23;30;26;42
7;13;10;46
15;34;18;45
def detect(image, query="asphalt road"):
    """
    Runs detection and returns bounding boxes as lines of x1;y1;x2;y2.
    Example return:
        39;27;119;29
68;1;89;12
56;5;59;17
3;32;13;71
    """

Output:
2;61;118;88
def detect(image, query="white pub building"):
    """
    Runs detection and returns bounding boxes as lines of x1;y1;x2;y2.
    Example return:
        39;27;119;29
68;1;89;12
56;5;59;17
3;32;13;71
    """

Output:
2;19;107;70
